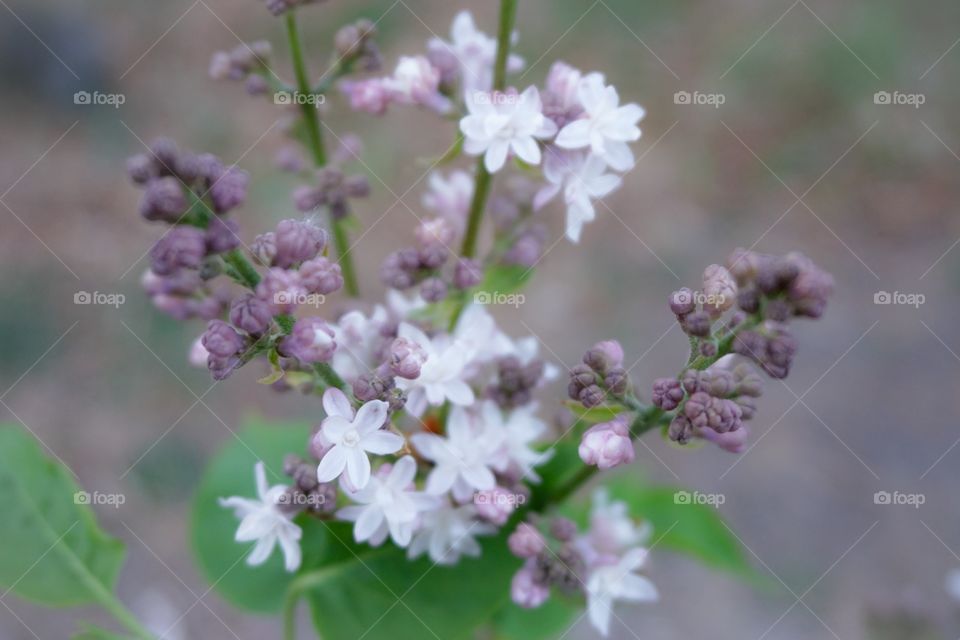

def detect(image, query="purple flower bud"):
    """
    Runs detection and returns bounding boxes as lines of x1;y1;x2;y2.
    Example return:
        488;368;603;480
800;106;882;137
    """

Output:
697;423;749;453
682;311;712;338
684;391;742;434
786;252;834;318
149;226;206;275
702;264;737;316
149;137;179;173
209;167;249;214
293;185;323;212
453;259;483;289
389;337;427;379
604;367;628;396
352;368;395;403
205;216;240;253
550;517;577;542
579;418;634;469
229;294;274;335
251;232;277;266
652;378;684;410
668;414;693;444
343;175;370;198
737;287;760;313
669;287;696;316
274;218;327;268
699;341;718;358
151;294;193;320
420;277;448;302
202;320;245;358
584;340;624;373
299;257;343;295
255;268;305;313
764;299;791;322
578;384;605;408
208;354;240;380
380;249;419;289
504;232;543;267
275;146;304;173
508;523;545;559
127;153;156;184
511;564;549;609
726;247;762;286
139;177;187;222
245;75;269;96
280;317;336;364
418;243;448;270
474;487;517;525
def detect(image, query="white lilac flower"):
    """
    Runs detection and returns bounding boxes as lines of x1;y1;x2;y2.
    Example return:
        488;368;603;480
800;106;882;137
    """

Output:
534;150;622;243
394;323;475;416
316;389;404;490
407;502;495;565
337;456;435;548
481;401;552;481
331;306;390;381
219;462;302;572
428;10;524;94
585;489;652;561
586;547;659;636
453;304;515;368
423;170;474;229
554;73;645;172
460;86;558;174
382;55;452;114
411;405;506;502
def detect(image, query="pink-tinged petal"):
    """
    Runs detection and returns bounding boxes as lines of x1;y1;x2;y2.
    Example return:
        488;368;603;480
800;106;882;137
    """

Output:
354;506;385;542
278;534;302;572
426;464;458;495
388;455;418;488
336;505;366;521
602;141;635;172
461;464;495;490
533;183;562;211
619;574;658;602
450;10;475;43
246;534;276;566
555;120;591;149
410;432;444;461
322;388;354;420
316;445;348;482
354;400;389;435
577;73;608;113
345;447;371;489
484;139;510;173
511;136;542;166
445;380;476;406
587;174;622;199
362;430;405;455
322;416;352;443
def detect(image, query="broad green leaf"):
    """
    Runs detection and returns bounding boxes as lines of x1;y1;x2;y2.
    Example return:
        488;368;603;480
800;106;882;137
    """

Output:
490;595;579;640
303;533;521;640
563;401;626;425
478;264;533;296
190;418;313;613
0;426;125;607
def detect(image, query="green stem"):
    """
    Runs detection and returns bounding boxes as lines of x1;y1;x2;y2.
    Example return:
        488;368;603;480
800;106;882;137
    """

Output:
223;249;262;288
285;10;360;297
458;0;519;258
314;362;347;391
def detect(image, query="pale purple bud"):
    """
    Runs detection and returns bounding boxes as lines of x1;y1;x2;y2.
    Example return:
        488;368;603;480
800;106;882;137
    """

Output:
420;277;448;302
127;153;156;184
418;243;448;270
209;167;249;213
139;177;187;222
255;267;305;313
293;185;323;212
274;218;327;268
341;78;391;115
280;317;336;364
189;336;209;368
208;354;240;381
251;232;277;267
209;51;232;80
474;487;516;526
299;257;343;295
702;264;737;316
511;564;550;609
151;294;192;320
584;340;624;373
453;259;483;289
578;384;605;408
668;414;693;444
275;146;304;173
149;137;179;173
205;216;240;253
550;517;577;542
343;175;370;198
389;337;427;379
202;320;245;358
508;523;545;559
579;418;634;470
415;218;456;247
149;226;206;275
697;423;750;453
669;287;696;316
192;296;224;321
245;75;269;96
652;378;684;410
229;294;274;335
682;310;712;338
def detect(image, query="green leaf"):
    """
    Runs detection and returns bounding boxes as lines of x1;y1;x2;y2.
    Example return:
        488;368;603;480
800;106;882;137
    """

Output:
563;401;626;425
73;622;134;639
490;595;579;640
0;425;125;607
477;264;533;296
190;418;312;613
301;533;522;640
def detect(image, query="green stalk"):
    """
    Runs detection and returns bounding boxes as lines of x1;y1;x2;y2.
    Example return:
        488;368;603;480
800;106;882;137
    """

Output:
314;362;347;391
458;0;519;258
284;10;360;297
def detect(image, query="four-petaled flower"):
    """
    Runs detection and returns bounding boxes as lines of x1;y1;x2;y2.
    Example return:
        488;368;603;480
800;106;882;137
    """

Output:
394;322;476;416
407;502;495;565
555;73;645;172
219;462;303;572
535;150;622;243
585;548;659;636
337;456;435;548
316;388;404;490
461;86;558;174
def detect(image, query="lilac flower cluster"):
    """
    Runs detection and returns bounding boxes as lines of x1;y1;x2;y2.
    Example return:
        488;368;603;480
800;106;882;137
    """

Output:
508;491;658;636
209;41;273;96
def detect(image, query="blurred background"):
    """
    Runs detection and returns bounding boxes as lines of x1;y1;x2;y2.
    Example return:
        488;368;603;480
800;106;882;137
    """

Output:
1;0;959;637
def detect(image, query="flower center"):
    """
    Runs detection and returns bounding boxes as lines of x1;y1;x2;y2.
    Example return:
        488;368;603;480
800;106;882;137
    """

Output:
342;428;361;447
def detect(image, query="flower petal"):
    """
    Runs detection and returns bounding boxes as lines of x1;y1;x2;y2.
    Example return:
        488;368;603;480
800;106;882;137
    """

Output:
426;464;458;495
316;445;348;482
388;455;418;488
246;533;276;567
484;139;510;173
601;141;635;172
322;388;354;419
362;430;405;455
444;380;476;406
345;447;372;489
555;119;592;149
354;506;385;542
461;464;495;491
511;136;542;166
618;574;659;602
278;532;302;572
354;400;389;435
